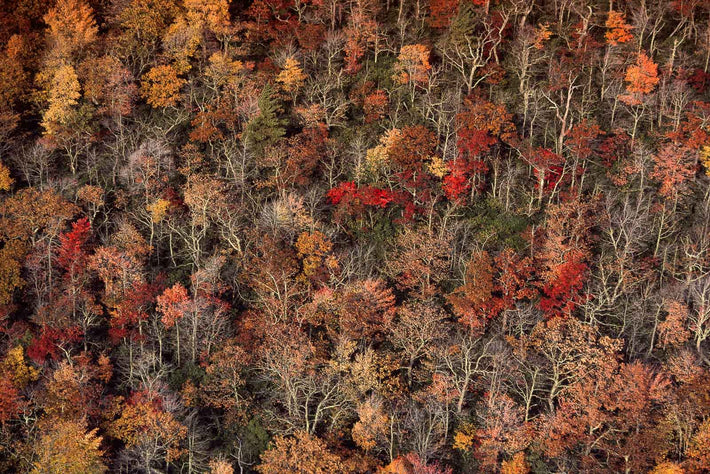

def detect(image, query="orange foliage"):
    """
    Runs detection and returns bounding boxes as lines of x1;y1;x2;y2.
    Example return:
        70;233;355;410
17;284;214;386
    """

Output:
605;11;633;45
109;391;187;464
501;452;530;474
276;57;307;93
394;44;432;86
141;64;185;108
257;431;345;474
43;0;98;62
658;300;692;348
31;419;106;474
621;52;659;104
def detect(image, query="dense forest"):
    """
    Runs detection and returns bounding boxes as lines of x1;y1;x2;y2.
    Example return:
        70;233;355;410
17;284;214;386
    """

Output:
0;0;709;472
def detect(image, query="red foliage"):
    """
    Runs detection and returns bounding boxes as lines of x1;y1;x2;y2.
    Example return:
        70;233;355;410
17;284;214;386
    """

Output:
363;90;388;123
447;95;518;199
0;377;20;424
442;159;474;203
566;119;603;161
688;69;710;93
428;0;460;29
281;126;328;187
109;279;163;344
539;259;588;317
537;198;595;318
57;217;91;274
526;147;565;193
27;325;82;363
157;283;190;329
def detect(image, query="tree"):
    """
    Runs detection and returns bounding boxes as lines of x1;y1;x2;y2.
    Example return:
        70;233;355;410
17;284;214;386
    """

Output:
294;230;338;284
387;125;437;173
256;431;345;474
184;0;232;38
109;390;187;472
0;35;28;140
448;249;534;333
388;301;446;386
276;56;307;94
501;452;530;474
200;338;250;422
31;419;107;474
428;0;460;29
537;198;595;318
658;300;691;349
156;262;230;364
621;52;660;105
386;229;452;300
352;396;389;452
605;11;633;46
141;64;185;108
0;187;77;308
81;55;137;118
244;85;286;156
41;64;81;136
437;2;510;94
687;419;710;471
394;44;432;87
308;278;395;341
114;0;180;72
649;142;696;200
43;0;98;64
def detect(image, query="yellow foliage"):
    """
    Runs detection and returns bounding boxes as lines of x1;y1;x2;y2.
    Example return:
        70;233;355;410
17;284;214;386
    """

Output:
365;144;389;177
394;44;431;85
501;452;530;474
700;145;710;177
295;230;337;278
147;198;171;223
31;419;107;474
43;0;98;62
141;64;185;108
109;395;187;463
206;52;245;89
1;346;39;388
0;160;13;191
352;397;389;452
163;17;201;73
0;240;26;306
185;0;232;35
533;23;552;49
453;422;476;452
649;461;685;474
42;64;81;135
276;57;307;93
427;155;448;178
209;459;234;474
257;431;345;474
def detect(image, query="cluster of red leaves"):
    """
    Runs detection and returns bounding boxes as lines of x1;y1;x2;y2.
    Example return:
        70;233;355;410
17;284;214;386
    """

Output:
27;325;82;363
327;181;415;222
109;279;163;344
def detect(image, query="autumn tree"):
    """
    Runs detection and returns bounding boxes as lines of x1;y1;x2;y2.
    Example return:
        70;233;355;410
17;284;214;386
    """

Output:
605;11;633;46
31;419;106;474
42;0;98;65
109;390;187;473
257;431;345;474
141;64;185;108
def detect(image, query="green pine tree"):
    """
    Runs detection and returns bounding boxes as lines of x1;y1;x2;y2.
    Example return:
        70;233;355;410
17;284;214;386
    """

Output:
244;84;286;156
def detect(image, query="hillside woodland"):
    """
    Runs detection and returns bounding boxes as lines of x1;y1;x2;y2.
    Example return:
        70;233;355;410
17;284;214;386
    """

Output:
0;0;710;472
